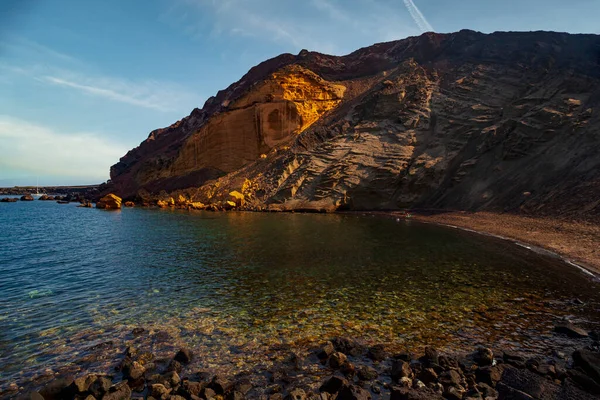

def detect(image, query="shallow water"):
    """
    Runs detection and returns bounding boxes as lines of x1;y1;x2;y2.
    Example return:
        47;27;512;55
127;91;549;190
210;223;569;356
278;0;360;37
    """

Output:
1;200;600;387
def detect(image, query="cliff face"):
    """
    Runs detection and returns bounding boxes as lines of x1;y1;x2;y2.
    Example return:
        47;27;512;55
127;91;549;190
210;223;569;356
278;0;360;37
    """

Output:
108;30;600;220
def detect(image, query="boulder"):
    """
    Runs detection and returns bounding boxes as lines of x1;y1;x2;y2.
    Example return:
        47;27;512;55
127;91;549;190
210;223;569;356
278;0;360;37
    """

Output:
20;194;34;201
331;337;365;357
96;194;122;210
320;376;348;393
124;201;135;207
391;360;413;381
573;349;600;383
228;191;245;207
329;352;348;369
367;344;387;361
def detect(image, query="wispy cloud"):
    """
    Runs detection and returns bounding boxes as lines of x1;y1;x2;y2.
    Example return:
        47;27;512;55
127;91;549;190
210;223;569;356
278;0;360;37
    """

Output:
0;116;127;182
0;61;200;113
403;0;435;33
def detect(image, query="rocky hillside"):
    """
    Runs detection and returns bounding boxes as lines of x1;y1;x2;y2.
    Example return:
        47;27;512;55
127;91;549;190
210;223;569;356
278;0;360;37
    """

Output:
107;30;600;220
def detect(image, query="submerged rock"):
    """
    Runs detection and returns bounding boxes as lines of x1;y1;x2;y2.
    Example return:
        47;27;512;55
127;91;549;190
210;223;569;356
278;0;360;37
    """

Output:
554;321;589;338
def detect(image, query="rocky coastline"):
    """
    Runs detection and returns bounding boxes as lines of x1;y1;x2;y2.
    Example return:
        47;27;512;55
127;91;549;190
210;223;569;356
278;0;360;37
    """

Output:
4;329;600;400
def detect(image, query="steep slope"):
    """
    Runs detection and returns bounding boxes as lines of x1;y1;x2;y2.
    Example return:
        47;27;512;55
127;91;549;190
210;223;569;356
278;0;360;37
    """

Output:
107;30;600;220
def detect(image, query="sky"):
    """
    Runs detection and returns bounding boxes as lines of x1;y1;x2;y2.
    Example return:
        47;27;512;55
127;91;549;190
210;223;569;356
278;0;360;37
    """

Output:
1;0;599;186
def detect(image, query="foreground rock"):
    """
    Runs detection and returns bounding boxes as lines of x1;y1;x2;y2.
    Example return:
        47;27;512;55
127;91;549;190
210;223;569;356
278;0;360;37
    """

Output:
96;194;122;210
10;339;600;400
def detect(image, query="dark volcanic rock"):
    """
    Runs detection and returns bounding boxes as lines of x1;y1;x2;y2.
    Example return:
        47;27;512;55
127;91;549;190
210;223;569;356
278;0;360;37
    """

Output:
331;337;365;357
320;376;348;394
174;348;194;364
573;349;600;383
554;322;589;338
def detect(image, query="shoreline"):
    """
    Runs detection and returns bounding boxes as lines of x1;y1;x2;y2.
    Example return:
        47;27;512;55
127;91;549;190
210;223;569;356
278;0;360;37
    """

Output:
362;211;600;277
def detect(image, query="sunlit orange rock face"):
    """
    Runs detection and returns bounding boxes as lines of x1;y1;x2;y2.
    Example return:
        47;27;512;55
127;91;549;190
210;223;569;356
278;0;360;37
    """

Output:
171;66;345;176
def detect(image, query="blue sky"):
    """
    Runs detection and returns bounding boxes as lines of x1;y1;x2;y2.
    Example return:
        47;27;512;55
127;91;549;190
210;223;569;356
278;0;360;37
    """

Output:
1;0;599;186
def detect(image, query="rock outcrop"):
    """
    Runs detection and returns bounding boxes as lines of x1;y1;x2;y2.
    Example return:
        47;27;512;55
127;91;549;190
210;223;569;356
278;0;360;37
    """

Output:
106;30;600;220
96;194;122;210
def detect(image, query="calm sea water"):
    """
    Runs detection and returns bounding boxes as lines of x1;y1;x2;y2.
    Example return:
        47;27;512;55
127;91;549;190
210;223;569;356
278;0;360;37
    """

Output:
1;199;600;387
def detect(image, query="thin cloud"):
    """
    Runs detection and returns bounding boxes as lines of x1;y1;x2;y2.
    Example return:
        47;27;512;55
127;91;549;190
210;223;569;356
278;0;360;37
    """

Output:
403;0;435;33
0;116;127;182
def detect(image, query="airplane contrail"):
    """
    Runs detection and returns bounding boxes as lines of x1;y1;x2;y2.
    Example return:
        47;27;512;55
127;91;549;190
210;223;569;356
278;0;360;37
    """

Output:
403;0;435;33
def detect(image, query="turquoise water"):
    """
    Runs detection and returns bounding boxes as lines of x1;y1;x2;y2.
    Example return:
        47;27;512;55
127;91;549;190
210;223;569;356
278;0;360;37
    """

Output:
1;199;600;387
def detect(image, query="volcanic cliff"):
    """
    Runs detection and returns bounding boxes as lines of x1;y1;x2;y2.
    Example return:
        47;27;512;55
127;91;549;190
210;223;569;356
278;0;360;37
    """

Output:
107;30;600;220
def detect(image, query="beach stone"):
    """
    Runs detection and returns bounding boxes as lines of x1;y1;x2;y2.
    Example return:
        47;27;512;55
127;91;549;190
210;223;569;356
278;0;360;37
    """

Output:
474;347;494;366
573;349;600;383
331;337;365;356
367;344;387;361
476;365;505;387
398;377;412;388
439;370;462;388
317;342;335;359
123;361;145;380
444;386;464;400
340;362;356;377
209;376;232;394
182;381;205;397
320;376;348;393
202;387;217;399
151;383;171;399
417;368;438;385
391;360;413;381
164;371;181;387
102;381;132;400
167;360;183;374
476;382;498;399
285;388;307;400
329;352;348;369
357;366;378;381
174;348;193;364
72;374;98;393
554;322;589;338
420;347;439;366
336;385;371;400
89;376;112;398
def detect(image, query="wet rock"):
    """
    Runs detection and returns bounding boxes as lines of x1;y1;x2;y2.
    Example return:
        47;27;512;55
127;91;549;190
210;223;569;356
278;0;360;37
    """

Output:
39;376;75;400
320;376;348;393
476;365;505;387
438;355;459;370
367;344;387;362
497;366;559;399
331;337;365;357
329;352;348;369
167;360;183;374
285;388;307;400
495;382;534;399
151;383;171;399
420;347;439;366
439;370;462;388
340;362;356;378
393;352;413;362
72;374;98;393
357;366;378;381
209;376;233;395
89;376;112;398
336;384;371;400
554;322;589;338
398;377;413;388
21;194;34;201
473;347;494;366
164;371;181;388
202;387;217;399
317;342;335;359
417;368;438;385
102;381;132;400
535;364;556;378
124;201;135;207
573;349;600;383
1;197;18;202
123;361;145;380
174;348;193;364
391;360;413;381
181;381;205;397
476;382;498;398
